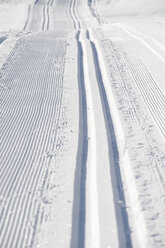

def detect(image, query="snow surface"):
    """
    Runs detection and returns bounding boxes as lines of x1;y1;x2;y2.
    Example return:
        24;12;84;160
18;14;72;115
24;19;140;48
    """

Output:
0;3;29;31
0;0;165;247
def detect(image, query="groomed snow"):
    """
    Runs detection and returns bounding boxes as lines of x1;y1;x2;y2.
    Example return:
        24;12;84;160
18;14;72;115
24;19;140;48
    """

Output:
0;0;165;247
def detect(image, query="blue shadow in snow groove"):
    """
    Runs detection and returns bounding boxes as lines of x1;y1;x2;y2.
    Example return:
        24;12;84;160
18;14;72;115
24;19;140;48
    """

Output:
88;0;92;6
70;31;88;248
0;36;7;45
88;32;132;248
34;0;39;5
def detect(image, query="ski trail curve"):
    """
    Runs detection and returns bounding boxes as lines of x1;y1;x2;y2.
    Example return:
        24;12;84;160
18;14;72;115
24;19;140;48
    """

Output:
23;5;32;31
0;36;7;45
42;0;51;31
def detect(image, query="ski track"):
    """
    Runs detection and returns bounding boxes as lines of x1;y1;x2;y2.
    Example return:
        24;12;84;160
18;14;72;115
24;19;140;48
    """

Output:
123;54;165;138
112;41;165;138
102;39;165;186
70;31;88;248
23;5;32;31
100;37;165;245
70;0;131;246
113;23;165;64
88;33;132;247
42;6;46;30
0;36;7;45
0;34;66;247
1;0;165;247
70;2;87;247
88;0;101;25
29;0;52;32
70;1;100;247
42;0;51;31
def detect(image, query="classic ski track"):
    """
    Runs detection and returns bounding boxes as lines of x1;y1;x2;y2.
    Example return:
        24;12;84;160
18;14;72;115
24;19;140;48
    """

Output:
95;36;160;247
69;0;80;30
46;1;50;30
87;31;132;247
42;0;51;31
123;54;165;138
0;36;67;247
103;39;165;187
69;1;87;248
113;23;165;64
88;0;101;24
0;36;7;45
80;33;100;248
69;0;76;29
23;5;32;31
70;31;88;248
2;0;165;247
70;0;100;247
100;37;165;246
107;39;165;138
42;6;46;30
35;0;39;4
70;0;132;246
50;0;54;7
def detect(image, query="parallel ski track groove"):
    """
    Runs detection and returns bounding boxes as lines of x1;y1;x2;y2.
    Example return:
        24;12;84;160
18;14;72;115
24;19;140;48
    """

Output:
0;36;66;247
23;5;31;31
50;0;54;6
42;0;51;31
106;41;140;126
106;40;165;137
0;36;7;45
89;34;132;248
70;30;87;248
123;54;165;138
102;39;165;188
41;0;51;31
42;6;46;30
47;4;50;30
46;0;51;30
69;0;87;247
69;0;76;29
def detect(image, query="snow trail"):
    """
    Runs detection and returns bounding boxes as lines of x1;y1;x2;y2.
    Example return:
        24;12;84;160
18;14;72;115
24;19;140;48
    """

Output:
69;0;132;246
70;31;88;248
99;34;165;247
23;5;32;31
112;23;165;64
1;0;165;247
0;36;7;45
70;1;119;247
0;33;67;247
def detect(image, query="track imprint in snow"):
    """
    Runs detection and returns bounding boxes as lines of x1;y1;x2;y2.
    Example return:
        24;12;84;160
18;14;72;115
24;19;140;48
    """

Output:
0;33;66;248
99;37;165;246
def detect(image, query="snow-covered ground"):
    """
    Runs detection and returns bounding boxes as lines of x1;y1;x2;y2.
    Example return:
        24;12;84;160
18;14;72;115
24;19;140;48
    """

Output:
0;0;165;247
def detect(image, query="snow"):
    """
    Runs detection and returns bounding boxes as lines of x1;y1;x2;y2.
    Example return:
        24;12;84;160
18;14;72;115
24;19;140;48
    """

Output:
0;3;29;31
0;0;165;247
95;0;165;94
0;0;31;69
92;1;165;244
97;0;165;16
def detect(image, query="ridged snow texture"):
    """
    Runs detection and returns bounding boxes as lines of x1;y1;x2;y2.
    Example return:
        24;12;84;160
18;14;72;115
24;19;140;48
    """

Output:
0;33;66;248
